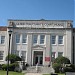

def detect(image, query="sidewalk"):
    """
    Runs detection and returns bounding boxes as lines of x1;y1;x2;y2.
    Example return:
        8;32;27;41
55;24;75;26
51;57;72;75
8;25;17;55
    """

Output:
25;73;43;75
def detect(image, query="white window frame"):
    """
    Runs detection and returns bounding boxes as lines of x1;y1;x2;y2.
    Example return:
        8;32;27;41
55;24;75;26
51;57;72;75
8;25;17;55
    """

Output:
0;51;4;60
58;35;63;45
16;34;20;44
33;35;38;44
1;36;5;44
51;35;56;45
58;52;63;57
11;50;19;56
21;51;26;61
40;35;45;44
22;34;27;44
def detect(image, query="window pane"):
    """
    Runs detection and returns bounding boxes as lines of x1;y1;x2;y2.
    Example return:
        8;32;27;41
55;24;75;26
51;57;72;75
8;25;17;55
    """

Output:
0;51;4;60
21;51;26;61
11;50;19;56
16;34;20;43
22;34;27;43
58;52;63;57
33;35;38;44
58;36;63;44
52;52;56;62
40;35;45;44
51;36;56;44
1;36;5;44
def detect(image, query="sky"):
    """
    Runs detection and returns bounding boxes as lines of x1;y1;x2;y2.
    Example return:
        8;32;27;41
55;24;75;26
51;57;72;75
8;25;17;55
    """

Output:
0;0;74;26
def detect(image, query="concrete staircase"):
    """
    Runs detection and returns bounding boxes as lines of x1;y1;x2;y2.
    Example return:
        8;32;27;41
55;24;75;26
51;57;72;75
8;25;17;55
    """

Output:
22;66;55;74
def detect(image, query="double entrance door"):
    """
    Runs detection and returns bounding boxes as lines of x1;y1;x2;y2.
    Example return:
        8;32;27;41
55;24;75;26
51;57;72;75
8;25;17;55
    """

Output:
33;51;43;66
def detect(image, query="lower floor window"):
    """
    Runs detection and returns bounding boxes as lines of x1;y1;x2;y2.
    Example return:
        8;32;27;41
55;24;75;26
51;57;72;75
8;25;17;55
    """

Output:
21;51;26;61
0;51;4;60
58;52;63;57
11;50;19;56
52;52;56;62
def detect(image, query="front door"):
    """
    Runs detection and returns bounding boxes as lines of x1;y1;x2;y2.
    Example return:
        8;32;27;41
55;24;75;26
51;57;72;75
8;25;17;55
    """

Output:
33;51;43;66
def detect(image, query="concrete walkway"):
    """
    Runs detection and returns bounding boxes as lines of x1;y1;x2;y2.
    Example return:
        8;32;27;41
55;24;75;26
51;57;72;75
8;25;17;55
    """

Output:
25;73;43;75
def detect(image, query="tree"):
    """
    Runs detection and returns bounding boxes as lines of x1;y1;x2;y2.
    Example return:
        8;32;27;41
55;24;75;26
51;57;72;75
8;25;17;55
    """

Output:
54;56;70;64
6;54;21;63
53;56;70;73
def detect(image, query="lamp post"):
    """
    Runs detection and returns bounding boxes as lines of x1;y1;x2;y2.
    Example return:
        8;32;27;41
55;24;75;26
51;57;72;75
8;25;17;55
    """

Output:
7;30;12;75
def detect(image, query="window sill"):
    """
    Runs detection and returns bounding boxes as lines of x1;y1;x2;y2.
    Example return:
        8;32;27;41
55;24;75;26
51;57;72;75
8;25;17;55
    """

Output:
0;44;5;46
16;43;21;45
33;44;45;46
58;44;64;46
0;60;4;61
22;43;27;45
51;44;57;46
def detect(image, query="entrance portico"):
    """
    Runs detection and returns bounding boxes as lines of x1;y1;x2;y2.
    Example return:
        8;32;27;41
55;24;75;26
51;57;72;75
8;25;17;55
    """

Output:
33;51;43;66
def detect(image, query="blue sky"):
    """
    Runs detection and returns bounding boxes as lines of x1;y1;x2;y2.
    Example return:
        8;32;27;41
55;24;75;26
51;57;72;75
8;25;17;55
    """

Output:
0;0;74;26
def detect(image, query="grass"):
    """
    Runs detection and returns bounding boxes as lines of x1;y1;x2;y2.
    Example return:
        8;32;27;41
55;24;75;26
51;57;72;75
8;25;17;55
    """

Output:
0;70;24;75
0;70;65;75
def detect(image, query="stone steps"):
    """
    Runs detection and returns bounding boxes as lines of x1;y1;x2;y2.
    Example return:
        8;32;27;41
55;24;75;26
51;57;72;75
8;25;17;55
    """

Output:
22;66;55;73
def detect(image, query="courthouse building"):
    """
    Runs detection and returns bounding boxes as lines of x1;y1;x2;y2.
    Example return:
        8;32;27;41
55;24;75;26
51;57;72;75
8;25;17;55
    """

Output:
0;19;75;66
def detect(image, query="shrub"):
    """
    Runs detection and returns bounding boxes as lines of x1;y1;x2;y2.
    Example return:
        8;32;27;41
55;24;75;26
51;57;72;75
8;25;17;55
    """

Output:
0;64;2;70
64;64;75;72
2;64;7;70
64;67;73;72
53;56;71;73
54;56;70;64
9;63;19;71
2;63;19;71
70;64;75;70
6;54;21;63
53;63;61;73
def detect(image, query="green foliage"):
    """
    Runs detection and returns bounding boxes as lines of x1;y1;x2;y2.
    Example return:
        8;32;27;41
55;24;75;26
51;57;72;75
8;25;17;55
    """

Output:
53;63;61;73
6;54;21;63
54;56;70;64
64;64;75;72
0;64;2;70
2;63;19;71
2;64;7;70
64;67;72;72
0;70;24;75
53;56;71;73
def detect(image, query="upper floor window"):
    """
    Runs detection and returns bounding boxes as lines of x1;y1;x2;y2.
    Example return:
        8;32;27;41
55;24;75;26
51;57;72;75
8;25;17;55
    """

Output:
1;36;5;44
33;35;38;44
40;35;45;44
0;51;4;60
22;34;27;43
58;36;63;44
51;36;56;44
16;34;20;43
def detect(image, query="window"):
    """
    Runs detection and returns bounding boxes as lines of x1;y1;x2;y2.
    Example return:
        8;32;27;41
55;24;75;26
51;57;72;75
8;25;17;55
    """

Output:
58;52;63;57
58;36;63;44
40;35;45;44
52;52;56;62
0;36;5;44
51;36;56;44
22;34;27;43
21;51;26;61
0;51;4;60
11;50;19;56
16;34;20;43
33;35;38;44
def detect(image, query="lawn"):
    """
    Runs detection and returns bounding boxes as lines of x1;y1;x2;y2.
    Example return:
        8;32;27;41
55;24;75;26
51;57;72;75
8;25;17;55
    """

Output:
0;70;24;75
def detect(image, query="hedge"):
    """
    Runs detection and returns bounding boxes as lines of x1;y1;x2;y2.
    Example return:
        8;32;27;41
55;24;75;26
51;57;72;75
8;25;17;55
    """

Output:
2;63;19;71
